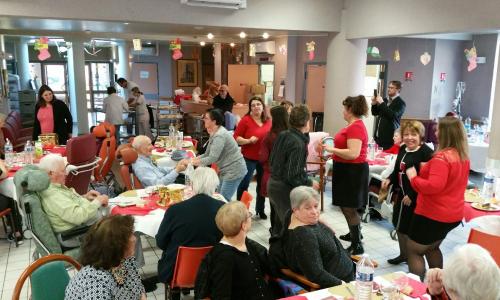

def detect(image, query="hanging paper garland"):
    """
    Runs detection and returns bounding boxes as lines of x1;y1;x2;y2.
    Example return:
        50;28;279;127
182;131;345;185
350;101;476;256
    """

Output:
366;46;381;58
34;37;51;61
306;41;316;60
464;46;477;72
420;51;431;65
169;38;183;60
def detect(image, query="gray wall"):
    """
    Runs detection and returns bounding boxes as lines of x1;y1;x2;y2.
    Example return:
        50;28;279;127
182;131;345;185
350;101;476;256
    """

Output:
368;38;436;119
461;34;498;120
430;39;463;119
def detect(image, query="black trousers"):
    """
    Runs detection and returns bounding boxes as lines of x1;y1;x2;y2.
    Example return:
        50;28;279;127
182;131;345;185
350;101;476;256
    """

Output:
0;194;23;233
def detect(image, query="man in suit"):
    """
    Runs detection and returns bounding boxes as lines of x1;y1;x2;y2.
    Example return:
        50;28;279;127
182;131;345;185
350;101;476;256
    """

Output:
371;80;406;149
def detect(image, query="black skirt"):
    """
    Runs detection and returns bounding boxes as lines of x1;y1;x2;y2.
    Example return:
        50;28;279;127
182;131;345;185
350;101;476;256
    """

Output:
408;214;461;245
392;191;417;235
331;161;369;208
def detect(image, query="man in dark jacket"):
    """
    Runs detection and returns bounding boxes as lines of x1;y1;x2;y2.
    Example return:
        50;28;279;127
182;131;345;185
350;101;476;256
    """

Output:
371;80;406;149
212;84;235;114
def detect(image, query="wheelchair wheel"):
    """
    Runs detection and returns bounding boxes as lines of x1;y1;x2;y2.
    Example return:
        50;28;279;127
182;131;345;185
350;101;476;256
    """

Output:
390;230;397;240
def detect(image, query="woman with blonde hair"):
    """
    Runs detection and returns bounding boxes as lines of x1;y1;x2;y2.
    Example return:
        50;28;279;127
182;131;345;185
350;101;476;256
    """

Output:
207;201;273;299
405;116;470;279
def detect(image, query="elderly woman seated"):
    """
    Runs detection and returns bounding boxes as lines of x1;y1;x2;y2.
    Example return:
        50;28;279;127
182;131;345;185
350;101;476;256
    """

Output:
426;243;500;300
156;167;225;287
277;186;354;288
205;201;274;300
65;215;146;300
131;135;188;187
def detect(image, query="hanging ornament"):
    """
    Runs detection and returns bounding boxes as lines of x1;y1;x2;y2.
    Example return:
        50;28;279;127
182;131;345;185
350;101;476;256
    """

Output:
393;49;400;62
169;38;183;60
420;51;432;65
249;43;256;57
279;44;287;56
34;37;51;61
306;41;316;61
366;46;381;58
464;45;477;72
84;40;102;56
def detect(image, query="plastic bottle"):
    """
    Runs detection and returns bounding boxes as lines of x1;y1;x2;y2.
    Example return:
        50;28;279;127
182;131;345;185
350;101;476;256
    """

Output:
464;117;472;133
169;123;176;147
368;139;376;161
177;130;184;149
482;172;495;200
34;140;43;159
24;140;34;165
4;138;14;167
356;253;374;300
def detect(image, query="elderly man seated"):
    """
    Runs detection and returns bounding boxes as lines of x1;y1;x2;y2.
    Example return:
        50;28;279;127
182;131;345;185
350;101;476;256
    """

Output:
131;135;188;187
38;154;109;247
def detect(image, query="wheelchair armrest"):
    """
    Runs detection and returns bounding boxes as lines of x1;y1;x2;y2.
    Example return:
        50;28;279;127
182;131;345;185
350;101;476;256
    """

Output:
59;225;91;241
280;268;321;291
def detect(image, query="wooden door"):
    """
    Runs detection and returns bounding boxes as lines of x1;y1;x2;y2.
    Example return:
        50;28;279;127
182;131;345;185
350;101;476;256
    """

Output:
305;64;326;113
228;64;258;104
131;63;159;101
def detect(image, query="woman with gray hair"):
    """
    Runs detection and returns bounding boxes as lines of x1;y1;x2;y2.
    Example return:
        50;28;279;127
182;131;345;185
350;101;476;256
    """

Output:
426;243;500;300
274;186;354;288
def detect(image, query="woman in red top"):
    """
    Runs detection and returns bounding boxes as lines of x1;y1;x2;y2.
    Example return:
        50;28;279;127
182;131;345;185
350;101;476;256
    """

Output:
234;97;271;219
383;128;402;154
322;95;369;255
259;106;289;230
406;117;470;279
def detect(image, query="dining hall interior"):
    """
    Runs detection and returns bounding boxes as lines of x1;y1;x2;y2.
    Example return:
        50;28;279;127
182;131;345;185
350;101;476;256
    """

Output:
0;0;500;299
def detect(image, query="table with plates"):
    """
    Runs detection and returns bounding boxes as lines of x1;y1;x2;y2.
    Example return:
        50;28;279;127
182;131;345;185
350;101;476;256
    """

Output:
281;272;430;300
468;140;489;173
463;189;500;222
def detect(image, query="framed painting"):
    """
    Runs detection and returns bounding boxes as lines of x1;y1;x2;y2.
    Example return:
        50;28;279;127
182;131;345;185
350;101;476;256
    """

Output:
176;59;198;87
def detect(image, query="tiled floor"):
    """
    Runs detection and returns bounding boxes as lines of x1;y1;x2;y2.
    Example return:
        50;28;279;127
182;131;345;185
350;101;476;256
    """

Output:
0;182;472;300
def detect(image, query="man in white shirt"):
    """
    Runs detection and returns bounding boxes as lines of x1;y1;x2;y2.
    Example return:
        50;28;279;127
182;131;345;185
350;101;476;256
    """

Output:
102;86;129;142
117;77;140;135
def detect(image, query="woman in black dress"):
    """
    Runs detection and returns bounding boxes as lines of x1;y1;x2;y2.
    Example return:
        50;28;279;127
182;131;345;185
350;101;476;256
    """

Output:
382;120;433;265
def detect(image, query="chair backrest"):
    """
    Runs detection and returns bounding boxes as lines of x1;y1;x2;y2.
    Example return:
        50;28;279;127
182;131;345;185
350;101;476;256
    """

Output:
467;228;500;265
92;122;117;182
12;254;81;300
171;246;213;288
241;191;253;209
116;145;143;191
306;132;329;171
224;111;236;131
65;134;97;195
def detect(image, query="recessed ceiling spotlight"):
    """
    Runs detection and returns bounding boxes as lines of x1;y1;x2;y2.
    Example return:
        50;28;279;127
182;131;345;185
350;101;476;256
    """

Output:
123;22;130;25
230;42;235;47
262;32;269;39
239;32;247;39
207;33;214;39
147;42;152;45
200;41;206;46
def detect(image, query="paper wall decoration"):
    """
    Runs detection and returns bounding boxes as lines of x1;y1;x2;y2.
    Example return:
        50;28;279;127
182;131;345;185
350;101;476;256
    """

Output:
279;44;287;55
306;41;316;60
133;39;142;51
393;49;400;62
169;38;183;60
34;37;51;61
249;43;256;57
420;52;431;65
367;46;381;58
464;46;477;72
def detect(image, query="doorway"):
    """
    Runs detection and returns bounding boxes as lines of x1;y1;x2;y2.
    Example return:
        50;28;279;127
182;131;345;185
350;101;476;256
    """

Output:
304;63;326;113
364;61;388;137
258;63;274;106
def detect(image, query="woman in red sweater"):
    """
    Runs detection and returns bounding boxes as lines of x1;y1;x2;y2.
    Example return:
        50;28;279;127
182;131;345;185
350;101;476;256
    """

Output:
234;97;271;219
405;117;470;279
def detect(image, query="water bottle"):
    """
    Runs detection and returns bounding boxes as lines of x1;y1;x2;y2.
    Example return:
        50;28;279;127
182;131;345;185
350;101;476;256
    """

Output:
34;140;43;159
464;117;472;133
356;254;375;300
368;139;376;161
482;172;495;200
169;123;176;147
24;140;34;165
177;131;184;149
4;138;14;167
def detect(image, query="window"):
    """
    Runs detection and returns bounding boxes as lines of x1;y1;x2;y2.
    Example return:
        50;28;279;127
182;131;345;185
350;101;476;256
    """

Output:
85;62;113;125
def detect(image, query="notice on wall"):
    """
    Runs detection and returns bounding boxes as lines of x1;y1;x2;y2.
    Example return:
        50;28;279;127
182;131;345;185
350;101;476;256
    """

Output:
140;71;149;79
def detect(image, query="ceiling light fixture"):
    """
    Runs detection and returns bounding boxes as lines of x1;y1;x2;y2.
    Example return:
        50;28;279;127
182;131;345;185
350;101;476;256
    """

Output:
239;32;247;39
123;22;130;25
200;41;206;46
262;32;269;39
207;33;214;39
147;42;152;45
230;42;235;47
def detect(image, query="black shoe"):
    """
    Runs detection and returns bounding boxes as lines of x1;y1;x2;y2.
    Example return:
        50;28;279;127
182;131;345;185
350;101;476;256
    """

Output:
339;232;363;242
258;212;268;220
347;243;364;255
7;233;24;245
141;276;158;293
387;256;407;265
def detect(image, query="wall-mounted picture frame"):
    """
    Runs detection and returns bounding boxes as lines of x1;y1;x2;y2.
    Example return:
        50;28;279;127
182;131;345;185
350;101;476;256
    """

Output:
177;59;198;87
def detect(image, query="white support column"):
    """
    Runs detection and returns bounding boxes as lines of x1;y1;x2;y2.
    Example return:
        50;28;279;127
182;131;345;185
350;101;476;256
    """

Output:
323;9;368;135
286;36;297;102
116;41;132;98
214;43;222;83
66;37;89;135
487;36;500;175
15;37;31;90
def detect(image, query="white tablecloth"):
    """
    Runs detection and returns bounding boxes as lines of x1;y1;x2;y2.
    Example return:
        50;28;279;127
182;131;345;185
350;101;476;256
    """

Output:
468;141;489;173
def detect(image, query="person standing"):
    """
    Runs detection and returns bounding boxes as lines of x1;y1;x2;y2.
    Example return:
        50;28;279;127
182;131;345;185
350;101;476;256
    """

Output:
33;85;73;145
234;97;271;219
321;96;369;255
102;86;129;143
212;84;235;114
129;87;152;139
371;81;406;150
116;77;139;134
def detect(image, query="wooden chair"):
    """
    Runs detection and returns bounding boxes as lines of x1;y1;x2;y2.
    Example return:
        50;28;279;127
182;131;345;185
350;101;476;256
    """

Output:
115;145;143;191
467;228;500;265
280;255;378;292
12;254;81;300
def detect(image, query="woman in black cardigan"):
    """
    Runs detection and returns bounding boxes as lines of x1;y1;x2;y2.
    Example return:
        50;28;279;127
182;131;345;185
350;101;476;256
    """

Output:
33;85;73;145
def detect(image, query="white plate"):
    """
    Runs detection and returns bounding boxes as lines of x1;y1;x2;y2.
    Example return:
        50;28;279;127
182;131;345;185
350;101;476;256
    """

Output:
166;183;186;190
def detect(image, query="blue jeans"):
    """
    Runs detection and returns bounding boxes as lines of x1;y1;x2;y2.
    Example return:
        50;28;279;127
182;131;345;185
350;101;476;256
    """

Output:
237;158;265;213
219;176;244;201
